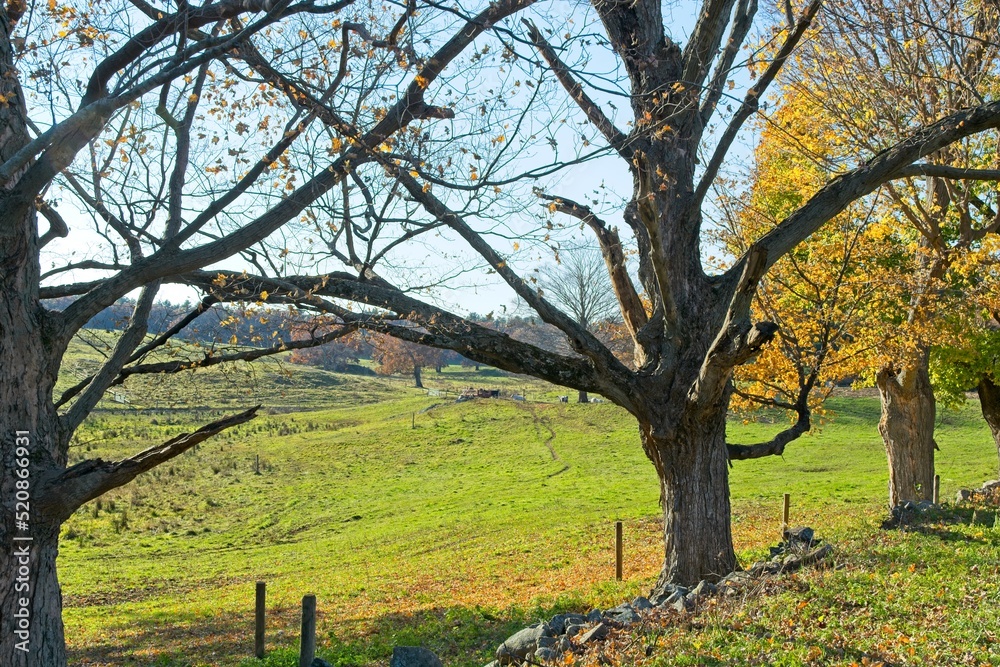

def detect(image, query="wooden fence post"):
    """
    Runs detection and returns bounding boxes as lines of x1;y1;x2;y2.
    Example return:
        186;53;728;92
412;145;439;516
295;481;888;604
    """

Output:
615;521;623;581
782;493;790;530
255;581;266;659
299;594;316;667
933;474;940;505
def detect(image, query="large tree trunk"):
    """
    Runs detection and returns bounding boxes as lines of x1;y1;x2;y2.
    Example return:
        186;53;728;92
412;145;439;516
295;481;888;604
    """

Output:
413;365;423;388
577;390;589;403
0;347;69;667
0;10;70;661
976;375;1000;476
0;179;70;667
876;357;936;507
646;404;737;590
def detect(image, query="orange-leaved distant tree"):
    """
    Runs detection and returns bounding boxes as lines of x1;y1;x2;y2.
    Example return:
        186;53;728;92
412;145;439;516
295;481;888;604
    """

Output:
288;318;365;372
371;333;447;388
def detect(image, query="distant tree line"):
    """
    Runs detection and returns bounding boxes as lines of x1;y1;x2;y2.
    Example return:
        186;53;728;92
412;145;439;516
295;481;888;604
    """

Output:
48;296;627;382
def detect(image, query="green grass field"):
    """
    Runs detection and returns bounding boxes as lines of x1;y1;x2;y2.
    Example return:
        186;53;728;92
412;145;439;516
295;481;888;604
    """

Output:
57;337;1000;667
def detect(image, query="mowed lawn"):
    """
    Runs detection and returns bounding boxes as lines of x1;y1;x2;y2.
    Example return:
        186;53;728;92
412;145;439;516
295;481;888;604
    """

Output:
57;360;1000;667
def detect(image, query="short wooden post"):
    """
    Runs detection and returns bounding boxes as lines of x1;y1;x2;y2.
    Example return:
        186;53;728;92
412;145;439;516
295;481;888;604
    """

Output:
782;493;790;529
933;474;940;505
254;581;266;659
615;521;623;581
255;454;261;475
299;594;316;667
412;412;415;429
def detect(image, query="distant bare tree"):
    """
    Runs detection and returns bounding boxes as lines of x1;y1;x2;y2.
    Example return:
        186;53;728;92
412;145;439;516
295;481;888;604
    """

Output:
539;248;619;402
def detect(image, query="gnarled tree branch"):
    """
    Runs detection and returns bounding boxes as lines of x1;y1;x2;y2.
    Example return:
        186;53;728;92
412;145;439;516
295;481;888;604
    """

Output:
38;406;260;522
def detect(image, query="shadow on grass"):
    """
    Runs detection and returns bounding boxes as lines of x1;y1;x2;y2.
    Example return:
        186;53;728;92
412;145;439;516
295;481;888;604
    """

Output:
880;504;996;544
68;598;589;667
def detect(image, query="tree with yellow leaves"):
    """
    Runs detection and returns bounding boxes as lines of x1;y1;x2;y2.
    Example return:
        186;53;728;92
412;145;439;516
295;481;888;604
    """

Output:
732;0;1000;507
720;94;905;445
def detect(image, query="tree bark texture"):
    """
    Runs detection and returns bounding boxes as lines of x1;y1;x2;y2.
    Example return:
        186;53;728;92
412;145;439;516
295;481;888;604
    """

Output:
977;375;1000;476
876;358;936;506
0;6;71;663
646;405;737;590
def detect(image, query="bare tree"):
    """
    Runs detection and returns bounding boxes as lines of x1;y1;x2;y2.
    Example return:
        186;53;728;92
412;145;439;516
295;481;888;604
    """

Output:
6;0;1000;662
0;0;535;662
538;247;619;401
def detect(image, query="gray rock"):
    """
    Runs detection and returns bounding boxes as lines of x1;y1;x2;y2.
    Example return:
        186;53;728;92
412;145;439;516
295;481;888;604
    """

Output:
496;624;547;665
663;589;687;607
957;489;973;502
690;580;717;598
548;613;586;635
483;662;499;667
916;500;934;511
311;659;334;667
620;608;641;624
783;526;814;546
558;637;571;652
605;602;634;615
982;479;1000;491
718;572;749;585
534;648;558;663
564;624;583;638
782;554;802;569
586;608;603;623
631;595;653;611
391;647;443;667
649;588;670;606
577;622;609;643
604;604;640;624
536;636;557;650
718;572;750;595
670;596;691;613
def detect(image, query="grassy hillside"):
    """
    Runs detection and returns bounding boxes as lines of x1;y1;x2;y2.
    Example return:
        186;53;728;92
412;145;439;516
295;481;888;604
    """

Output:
57;336;1000;666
